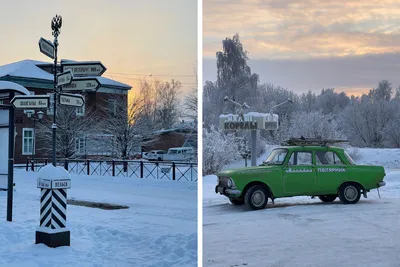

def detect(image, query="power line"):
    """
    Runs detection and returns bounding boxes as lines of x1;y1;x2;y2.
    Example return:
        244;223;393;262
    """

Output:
103;74;198;86
106;71;197;77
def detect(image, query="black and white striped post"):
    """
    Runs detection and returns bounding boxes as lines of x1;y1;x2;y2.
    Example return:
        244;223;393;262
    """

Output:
35;165;71;248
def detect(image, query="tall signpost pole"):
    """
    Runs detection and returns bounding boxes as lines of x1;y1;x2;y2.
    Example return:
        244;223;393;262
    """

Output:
7;92;15;222
51;15;62;167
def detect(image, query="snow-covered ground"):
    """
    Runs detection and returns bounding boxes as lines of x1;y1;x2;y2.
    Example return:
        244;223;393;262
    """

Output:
0;169;197;267
203;148;400;267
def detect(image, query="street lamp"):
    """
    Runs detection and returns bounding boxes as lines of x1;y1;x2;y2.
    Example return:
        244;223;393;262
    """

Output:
25;110;44;168
269;98;293;117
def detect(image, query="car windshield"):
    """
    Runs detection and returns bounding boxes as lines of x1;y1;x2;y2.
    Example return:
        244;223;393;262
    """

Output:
344;151;356;165
262;148;288;165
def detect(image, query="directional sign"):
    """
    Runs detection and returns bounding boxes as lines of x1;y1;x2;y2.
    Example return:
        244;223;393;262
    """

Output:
61;61;106;76
61;77;101;92
38;37;54;59
59;93;85;107
57;70;73;86
11;95;50;109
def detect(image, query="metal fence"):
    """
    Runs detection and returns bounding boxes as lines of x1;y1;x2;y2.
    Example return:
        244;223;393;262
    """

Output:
26;158;197;182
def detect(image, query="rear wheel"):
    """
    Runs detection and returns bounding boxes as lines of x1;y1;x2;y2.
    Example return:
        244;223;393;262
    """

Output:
318;195;337;202
244;185;269;210
338;183;361;204
229;198;244;205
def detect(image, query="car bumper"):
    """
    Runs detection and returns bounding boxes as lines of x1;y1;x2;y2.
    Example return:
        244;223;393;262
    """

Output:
378;181;386;187
215;186;241;196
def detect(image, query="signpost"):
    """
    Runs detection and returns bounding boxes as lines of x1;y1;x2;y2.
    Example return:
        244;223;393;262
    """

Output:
57;70;73;87
11;95;50;109
61;61;106;76
61;77;101;92
220;97;281;167
59;93;85;107
38;37;54;59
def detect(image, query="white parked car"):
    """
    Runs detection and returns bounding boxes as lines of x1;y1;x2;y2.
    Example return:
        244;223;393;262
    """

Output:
145;150;167;161
163;147;195;162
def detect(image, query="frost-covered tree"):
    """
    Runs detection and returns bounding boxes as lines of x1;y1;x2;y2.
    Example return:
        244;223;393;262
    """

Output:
339;99;393;147
203;125;241;175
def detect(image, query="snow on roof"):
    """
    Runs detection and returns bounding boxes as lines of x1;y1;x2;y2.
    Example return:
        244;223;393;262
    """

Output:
0;59;132;89
0;81;30;95
0;60;54;80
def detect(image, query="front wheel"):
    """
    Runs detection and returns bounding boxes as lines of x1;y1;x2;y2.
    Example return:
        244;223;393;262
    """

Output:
229;198;244;205
318;195;337;202
338;183;361;204
244;185;269;210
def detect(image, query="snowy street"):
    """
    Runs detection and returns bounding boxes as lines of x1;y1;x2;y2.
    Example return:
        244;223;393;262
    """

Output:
203;149;400;267
0;169;197;267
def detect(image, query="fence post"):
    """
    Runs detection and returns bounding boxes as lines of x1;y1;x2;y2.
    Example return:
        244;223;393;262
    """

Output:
112;160;115;177
190;164;193;181
140;161;143;178
87;160;90;175
123;161;128;173
31;160;35;172
26;158;29;171
172;162;176;181
64;160;69;171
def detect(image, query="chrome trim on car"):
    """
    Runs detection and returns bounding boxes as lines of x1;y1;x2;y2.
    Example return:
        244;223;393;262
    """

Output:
378;181;386;187
216;186;241;195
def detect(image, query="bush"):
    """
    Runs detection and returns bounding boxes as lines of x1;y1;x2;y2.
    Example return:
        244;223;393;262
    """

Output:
203;125;241;175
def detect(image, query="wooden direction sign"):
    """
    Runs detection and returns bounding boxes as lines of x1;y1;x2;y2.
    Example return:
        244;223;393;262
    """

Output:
61;61;106;76
61;77;101;92
11;95;50;109
57;70;73;87
38;37;54;59
59;93;85;107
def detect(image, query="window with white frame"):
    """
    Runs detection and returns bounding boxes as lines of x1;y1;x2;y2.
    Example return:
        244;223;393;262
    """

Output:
47;93;54;115
109;99;117;115
76;104;85;116
22;128;34;155
75;138;86;154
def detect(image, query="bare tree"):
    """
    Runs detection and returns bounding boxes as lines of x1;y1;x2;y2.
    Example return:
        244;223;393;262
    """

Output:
36;99;99;158
183;64;198;120
102;94;154;159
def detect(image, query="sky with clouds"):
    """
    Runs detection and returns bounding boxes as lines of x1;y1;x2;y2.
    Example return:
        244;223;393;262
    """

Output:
203;0;400;95
0;0;197;98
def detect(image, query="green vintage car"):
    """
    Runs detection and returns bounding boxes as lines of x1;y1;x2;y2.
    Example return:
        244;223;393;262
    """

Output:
215;138;386;210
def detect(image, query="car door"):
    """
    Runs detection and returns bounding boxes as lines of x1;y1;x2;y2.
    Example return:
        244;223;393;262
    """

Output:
315;150;348;193
283;151;317;196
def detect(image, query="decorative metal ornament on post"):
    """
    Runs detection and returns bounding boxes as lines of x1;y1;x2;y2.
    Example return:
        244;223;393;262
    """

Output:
51;14;62;167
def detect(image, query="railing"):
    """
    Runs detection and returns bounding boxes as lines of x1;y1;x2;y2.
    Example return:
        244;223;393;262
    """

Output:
26;158;197;182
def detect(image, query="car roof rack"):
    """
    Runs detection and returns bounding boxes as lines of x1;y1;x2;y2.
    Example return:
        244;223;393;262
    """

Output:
281;137;349;147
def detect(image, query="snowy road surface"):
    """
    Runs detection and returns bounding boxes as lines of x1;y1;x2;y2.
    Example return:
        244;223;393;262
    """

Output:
0;169;197;267
203;168;400;267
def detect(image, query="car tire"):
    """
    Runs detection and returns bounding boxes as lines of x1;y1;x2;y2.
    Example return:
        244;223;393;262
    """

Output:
318;195;337;202
338;183;361;204
229;198;244;205
244;185;269;210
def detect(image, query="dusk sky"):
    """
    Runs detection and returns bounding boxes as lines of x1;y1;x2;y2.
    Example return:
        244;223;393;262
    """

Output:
203;0;400;96
0;0;197;99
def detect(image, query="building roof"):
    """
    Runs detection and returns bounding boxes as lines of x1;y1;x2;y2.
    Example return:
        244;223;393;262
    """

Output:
0;59;132;90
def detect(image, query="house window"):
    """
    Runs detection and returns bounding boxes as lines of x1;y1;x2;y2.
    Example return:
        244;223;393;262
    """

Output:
109;99;117;115
47;93;54;115
75;138;86;154
22;128;34;155
76;104;85;116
